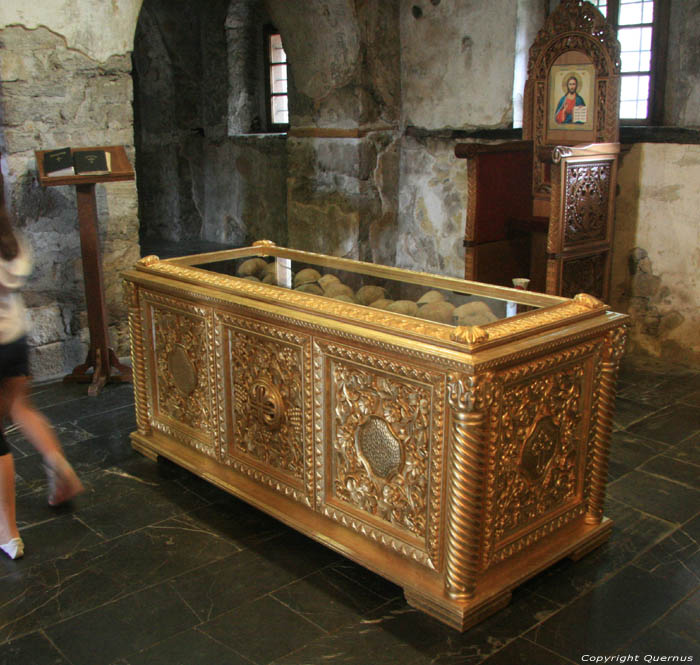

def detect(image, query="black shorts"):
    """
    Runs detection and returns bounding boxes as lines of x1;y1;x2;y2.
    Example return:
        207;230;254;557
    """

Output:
0;336;29;380
0;336;29;455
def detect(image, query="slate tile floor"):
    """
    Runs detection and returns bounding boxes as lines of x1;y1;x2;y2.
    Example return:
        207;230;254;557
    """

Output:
0;353;698;665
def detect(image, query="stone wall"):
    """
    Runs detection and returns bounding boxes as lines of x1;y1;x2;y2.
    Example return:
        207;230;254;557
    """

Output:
287;131;399;265
266;0;363;129
395;0;521;277
396;135;467;277
612;143;700;365
198;135;287;246
226;2;267;135
270;0;401;265
0;0;142;62
665;0;700;127
0;25;138;379
133;0;288;248
400;0;519;129
135;0;401;263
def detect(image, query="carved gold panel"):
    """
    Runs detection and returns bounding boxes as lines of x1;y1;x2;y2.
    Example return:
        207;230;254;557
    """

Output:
315;340;447;569
218;311;313;506
481;343;598;568
145;292;217;457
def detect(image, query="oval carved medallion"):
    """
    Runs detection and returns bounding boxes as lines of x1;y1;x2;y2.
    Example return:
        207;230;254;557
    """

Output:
356;416;403;479
519;416;559;485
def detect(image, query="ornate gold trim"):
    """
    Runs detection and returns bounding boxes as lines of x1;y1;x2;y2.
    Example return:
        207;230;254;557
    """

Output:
132;259;606;349
321;504;432;566
138;255;160;267
213;310;227;463
251;239;277;258
444;373;494;599
148;282;470;372
451;326;489;344
124;281;150;436
586;325;628;524
226;456;311;508
493;506;587;564
313;341;326;511
574;293;606;309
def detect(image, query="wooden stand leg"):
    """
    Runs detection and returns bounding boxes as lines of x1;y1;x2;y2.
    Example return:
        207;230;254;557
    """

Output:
65;347;132;397
63;183;131;396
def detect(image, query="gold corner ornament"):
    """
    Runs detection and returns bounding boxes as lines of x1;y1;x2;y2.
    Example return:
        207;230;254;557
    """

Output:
450;325;489;345
137;255;160;267
573;293;607;310
252;239;277;248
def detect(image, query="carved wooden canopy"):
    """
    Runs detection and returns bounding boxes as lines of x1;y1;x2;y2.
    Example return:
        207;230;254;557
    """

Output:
523;0;621;147
522;0;620;203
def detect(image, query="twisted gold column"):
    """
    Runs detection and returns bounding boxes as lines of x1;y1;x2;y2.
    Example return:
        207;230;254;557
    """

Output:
585;326;627;524
444;373;492;600
124;281;151;436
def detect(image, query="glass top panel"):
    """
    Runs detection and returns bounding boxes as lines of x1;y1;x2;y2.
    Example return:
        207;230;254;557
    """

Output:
190;252;545;326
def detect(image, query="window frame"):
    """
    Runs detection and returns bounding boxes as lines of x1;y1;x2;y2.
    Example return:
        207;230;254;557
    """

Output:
590;0;670;125
263;25;290;132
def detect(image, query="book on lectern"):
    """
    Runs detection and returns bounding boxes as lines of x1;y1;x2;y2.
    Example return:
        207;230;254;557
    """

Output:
43;147;74;176
43;148;112;177
73;150;111;175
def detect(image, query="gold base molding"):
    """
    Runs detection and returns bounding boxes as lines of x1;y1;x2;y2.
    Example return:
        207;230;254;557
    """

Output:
407;517;611;631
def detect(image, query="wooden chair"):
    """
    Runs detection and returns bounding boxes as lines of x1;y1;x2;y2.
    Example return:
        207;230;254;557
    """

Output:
456;0;621;299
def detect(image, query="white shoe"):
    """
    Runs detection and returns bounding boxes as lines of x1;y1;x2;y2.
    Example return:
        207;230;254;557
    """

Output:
1;537;24;560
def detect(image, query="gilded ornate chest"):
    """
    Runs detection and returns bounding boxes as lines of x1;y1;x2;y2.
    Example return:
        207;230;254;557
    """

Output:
123;240;627;630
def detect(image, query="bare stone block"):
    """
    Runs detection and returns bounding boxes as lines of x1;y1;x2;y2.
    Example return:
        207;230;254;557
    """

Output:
26;304;67;347
28;342;66;381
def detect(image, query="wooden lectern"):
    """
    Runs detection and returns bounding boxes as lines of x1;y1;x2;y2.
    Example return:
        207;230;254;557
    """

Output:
36;145;134;396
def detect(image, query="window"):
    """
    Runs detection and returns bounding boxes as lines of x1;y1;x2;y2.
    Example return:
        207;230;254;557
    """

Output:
265;28;289;130
588;0;669;123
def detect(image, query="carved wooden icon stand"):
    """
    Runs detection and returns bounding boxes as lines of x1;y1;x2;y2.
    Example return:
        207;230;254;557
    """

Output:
36;145;135;396
456;0;621;300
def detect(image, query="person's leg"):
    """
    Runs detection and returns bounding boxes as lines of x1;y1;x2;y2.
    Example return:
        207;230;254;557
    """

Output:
4;375;62;460
0;344;23;557
0;450;23;557
0;421;23;558
2;375;83;506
